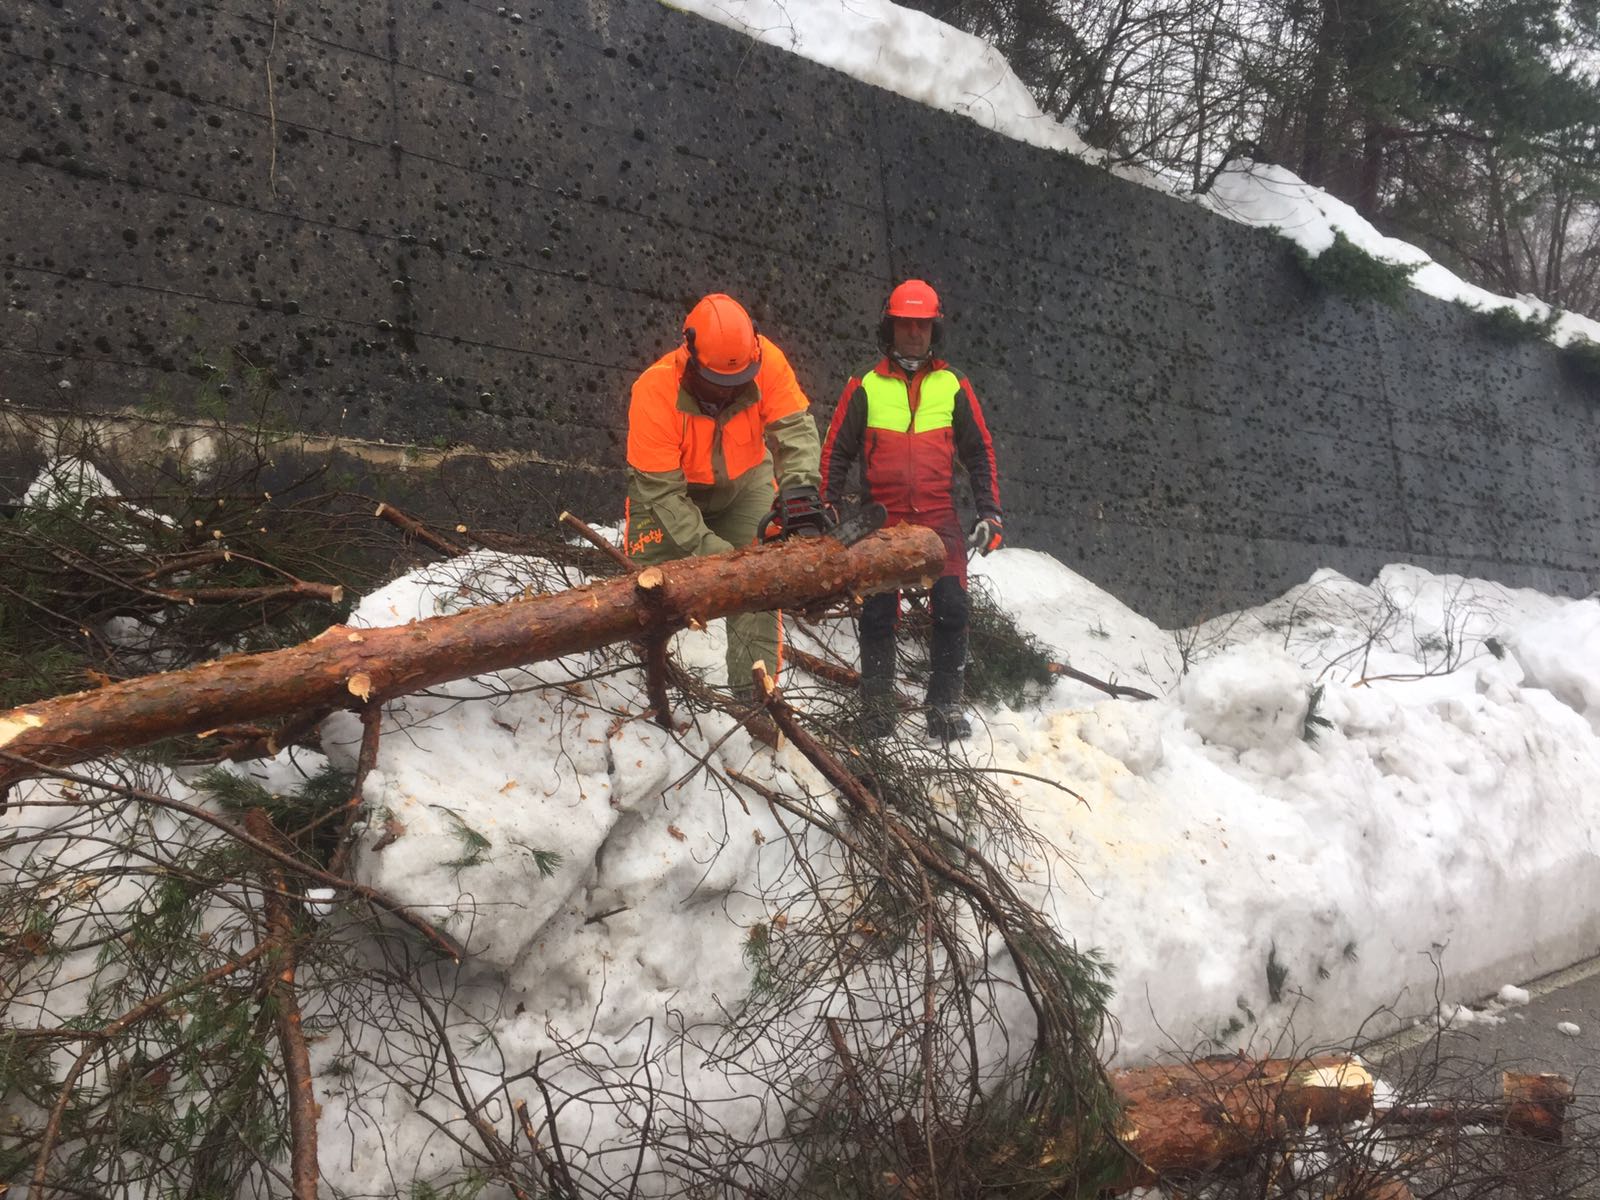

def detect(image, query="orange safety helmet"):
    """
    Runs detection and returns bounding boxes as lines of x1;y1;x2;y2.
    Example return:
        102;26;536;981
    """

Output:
884;278;943;319
683;293;762;387
879;278;944;357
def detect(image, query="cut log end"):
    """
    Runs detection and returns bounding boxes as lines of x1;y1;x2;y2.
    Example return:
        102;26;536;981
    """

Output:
0;713;45;749
1505;1070;1573;1141
637;568;665;591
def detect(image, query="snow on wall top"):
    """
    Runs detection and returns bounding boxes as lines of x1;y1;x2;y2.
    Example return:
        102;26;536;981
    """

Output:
677;0;1600;346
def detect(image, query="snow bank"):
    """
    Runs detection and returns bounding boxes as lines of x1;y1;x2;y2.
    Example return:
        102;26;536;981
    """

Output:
10;534;1600;1190
316;542;1600;1185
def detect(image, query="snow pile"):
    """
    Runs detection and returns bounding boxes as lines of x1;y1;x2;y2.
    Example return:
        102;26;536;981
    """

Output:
313;553;818;1192
314;544;1600;1186
21;456;119;508
673;0;1600;345
9;539;1600;1190
674;0;1098;161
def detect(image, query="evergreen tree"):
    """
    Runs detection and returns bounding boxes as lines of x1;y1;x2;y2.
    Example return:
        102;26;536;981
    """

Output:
920;0;1600;315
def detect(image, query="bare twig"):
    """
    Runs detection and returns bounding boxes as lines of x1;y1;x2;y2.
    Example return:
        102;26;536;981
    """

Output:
374;501;467;557
246;809;319;1200
31;939;277;1194
4;755;464;961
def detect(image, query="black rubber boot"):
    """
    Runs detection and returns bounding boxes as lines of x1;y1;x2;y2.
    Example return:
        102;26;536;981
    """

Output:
921;582;966;742
859;632;898;739
926;704;971;742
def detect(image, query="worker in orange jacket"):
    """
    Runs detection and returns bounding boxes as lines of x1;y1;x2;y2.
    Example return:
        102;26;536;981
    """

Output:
820;280;1004;741
625;293;829;698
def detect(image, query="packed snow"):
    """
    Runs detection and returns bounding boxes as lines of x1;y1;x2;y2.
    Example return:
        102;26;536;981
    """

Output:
675;0;1600;346
314;544;1595;1187
316;553;1600;1174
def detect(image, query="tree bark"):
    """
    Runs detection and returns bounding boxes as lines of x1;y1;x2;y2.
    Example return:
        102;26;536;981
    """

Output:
1111;1055;1374;1186
1377;1070;1573;1142
0;525;945;789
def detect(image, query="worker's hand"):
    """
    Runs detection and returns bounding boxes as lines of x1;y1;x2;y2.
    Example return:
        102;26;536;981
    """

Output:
967;514;1003;556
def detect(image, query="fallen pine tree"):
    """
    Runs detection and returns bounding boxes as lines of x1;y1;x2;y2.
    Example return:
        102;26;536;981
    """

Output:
0;524;945;791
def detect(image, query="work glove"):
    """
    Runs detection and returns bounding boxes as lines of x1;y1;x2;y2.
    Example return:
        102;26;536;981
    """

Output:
761;484;836;542
967;514;1003;556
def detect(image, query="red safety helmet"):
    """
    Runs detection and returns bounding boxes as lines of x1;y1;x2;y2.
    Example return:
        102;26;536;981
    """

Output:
879;278;944;357
683;294;762;387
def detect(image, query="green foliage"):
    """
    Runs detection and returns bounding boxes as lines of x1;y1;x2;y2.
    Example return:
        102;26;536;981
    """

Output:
0;414;385;714
902;578;1057;709
1295;232;1421;308
192;762;351;835
502;839;563;879
411;1171;491;1200
1559;335;1600;380
1302;684;1335;743
744;694;1124;1196
1267;942;1290;1003
1477;304;1559;343
0;642;84;709
743;921;777;997
432;804;493;869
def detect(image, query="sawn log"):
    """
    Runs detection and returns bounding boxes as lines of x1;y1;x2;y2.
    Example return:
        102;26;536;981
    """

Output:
1107;1056;1572;1186
0;525;945;789
1110;1054;1375;1186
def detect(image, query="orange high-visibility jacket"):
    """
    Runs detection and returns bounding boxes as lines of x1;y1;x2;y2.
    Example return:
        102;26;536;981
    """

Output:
626;336;811;485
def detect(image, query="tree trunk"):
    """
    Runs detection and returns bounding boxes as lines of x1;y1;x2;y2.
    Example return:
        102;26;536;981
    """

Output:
1111;1055;1374;1186
0;526;945;789
1109;1057;1572;1187
1377;1071;1573;1142
1300;0;1341;186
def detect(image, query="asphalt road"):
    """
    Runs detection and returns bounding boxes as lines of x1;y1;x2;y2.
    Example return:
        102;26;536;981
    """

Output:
1367;955;1600;1077
1365;954;1600;1143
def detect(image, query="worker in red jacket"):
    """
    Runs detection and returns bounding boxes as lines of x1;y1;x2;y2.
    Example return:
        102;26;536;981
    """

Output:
820;280;1003;740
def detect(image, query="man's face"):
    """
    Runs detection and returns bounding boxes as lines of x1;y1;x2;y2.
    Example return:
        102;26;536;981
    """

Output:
892;317;933;360
685;371;746;409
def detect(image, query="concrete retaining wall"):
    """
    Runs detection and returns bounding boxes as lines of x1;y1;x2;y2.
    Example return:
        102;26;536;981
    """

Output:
5;0;1597;622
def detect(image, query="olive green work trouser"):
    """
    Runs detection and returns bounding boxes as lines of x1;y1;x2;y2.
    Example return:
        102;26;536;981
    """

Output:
625;480;779;696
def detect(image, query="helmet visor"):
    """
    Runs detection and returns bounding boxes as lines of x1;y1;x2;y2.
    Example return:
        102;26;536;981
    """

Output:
692;352;761;388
